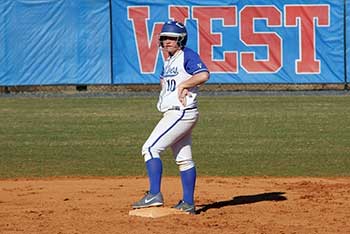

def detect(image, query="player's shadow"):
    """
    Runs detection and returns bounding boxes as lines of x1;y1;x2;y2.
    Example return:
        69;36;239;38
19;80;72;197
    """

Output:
196;192;287;214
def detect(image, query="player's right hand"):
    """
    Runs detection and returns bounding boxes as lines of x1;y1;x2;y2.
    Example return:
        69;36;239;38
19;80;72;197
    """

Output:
178;88;188;106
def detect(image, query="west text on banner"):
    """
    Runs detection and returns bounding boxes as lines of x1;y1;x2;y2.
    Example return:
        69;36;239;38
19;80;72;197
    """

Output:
112;0;344;84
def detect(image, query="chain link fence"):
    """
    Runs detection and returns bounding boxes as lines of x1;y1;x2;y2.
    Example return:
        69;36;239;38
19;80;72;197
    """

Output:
0;84;348;96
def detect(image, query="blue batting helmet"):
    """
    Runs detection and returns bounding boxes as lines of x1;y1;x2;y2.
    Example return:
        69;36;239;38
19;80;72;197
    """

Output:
159;20;187;48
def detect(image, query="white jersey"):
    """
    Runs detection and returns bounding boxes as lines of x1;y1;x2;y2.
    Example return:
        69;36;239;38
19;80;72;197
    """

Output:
157;47;209;112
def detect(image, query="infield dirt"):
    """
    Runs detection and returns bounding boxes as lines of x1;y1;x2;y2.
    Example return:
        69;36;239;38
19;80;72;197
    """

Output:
0;176;349;234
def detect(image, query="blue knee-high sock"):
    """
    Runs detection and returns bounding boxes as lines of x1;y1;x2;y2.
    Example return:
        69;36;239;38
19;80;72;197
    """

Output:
146;158;162;195
180;167;196;205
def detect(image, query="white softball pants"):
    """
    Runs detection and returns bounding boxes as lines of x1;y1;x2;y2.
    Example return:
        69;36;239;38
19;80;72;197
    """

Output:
142;108;199;171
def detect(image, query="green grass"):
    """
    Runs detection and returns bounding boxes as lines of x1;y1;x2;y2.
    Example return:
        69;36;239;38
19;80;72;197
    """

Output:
0;95;349;178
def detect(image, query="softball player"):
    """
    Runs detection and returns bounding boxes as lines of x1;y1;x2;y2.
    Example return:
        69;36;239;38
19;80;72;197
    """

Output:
132;20;210;214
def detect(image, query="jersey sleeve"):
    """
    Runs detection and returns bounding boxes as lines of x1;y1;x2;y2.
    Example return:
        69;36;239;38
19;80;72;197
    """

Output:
183;48;209;75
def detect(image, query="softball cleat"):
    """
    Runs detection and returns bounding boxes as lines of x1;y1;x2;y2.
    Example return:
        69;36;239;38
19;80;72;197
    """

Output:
173;200;196;214
132;191;164;209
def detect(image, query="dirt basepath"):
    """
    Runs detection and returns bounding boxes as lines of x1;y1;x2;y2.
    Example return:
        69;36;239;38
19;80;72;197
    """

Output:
0;177;349;234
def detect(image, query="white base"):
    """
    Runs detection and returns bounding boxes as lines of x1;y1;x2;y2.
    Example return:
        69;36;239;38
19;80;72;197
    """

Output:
129;207;188;218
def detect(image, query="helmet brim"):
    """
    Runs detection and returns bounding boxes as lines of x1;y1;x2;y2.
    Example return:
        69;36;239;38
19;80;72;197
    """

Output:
160;32;186;37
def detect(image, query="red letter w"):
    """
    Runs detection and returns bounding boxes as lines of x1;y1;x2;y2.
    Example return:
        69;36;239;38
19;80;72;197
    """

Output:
128;6;163;74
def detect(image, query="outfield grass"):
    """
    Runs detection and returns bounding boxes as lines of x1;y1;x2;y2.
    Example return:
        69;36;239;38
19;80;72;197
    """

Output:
0;95;349;178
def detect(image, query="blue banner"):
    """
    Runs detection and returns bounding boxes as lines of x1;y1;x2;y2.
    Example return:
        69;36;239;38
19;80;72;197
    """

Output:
0;0;348;86
0;0;111;86
112;0;345;84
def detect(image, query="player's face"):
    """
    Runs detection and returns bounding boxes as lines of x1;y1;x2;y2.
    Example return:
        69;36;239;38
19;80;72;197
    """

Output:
161;36;180;54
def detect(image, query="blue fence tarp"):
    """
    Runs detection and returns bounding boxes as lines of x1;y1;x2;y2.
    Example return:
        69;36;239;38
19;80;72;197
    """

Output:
0;0;348;86
0;0;111;86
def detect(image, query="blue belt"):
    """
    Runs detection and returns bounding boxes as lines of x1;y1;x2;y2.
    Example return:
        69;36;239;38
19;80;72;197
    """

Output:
167;106;197;111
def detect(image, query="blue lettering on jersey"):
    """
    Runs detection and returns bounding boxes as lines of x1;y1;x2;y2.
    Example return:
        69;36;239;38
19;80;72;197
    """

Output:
164;66;179;77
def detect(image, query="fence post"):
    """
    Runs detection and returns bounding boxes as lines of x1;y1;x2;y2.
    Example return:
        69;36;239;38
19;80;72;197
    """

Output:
109;0;114;85
344;0;348;90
